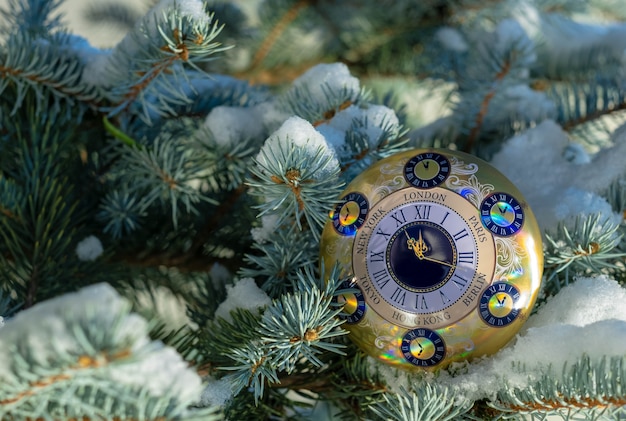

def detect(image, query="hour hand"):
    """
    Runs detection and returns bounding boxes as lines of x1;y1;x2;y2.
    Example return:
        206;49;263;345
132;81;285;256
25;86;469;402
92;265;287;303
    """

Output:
406;229;428;259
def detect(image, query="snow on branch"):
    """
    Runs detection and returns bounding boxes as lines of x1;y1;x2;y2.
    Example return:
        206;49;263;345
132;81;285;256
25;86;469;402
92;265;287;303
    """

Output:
0;283;218;419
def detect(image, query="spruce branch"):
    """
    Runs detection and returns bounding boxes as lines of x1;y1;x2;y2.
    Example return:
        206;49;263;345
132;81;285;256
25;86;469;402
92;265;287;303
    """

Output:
248;135;343;236
0;100;88;306
544;213;625;292
603;178;626;219
104;5;229;121
209;265;347;403
458;32;536;154
97;190;146;239
339;111;409;179
369;383;473;421
247;0;312;74
257;268;346;372
241;228;318;296
100;133;219;232
282;82;366;125
492;356;626;419
0;0;64;37
548;78;626;146
0;284;218;420
0;31;103;116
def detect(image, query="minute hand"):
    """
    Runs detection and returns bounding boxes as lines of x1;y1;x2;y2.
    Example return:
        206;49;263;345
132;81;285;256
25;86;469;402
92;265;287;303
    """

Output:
418;255;456;268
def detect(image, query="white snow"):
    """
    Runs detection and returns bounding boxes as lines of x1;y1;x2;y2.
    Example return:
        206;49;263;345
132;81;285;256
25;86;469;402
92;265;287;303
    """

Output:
287;62;361;107
250;213;280;244
525;276;626;328
435;27;468;52
490;119;625;230
562;143;591;164
201;376;235;406
213;278;271;323
493;19;534;65
133;285;194;330
373;275;626;403
75;235;104;261
493;84;556;125
256;116;340;179
552;187;620;226
205;106;263;147
0;283;204;404
108;345;202;403
149;0;211;26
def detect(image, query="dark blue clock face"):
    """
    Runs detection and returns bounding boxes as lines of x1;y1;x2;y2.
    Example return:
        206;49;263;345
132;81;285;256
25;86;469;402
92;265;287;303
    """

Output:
333;279;366;324
387;222;455;291
480;192;524;236
331;192;369;236
479;282;521;327
404;152;451;189
401;328;446;366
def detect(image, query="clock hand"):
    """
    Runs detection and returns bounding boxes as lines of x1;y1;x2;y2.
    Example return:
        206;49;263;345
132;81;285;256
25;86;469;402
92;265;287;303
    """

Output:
341;205;351;223
419;255;456;268
405;229;428;259
416;340;424;355
497;294;507;306
498;204;508;214
405;229;456;268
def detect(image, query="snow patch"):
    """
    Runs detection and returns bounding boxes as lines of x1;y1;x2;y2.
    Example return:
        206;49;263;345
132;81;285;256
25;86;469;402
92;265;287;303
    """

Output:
75;235;104;261
290;63;360;106
201;377;235;406
256;116;340;179
490;120;624;230
434;276;626;402
214;278;271;323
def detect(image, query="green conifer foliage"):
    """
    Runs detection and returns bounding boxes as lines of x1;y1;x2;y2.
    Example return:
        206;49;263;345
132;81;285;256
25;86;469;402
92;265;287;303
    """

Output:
1;0;625;420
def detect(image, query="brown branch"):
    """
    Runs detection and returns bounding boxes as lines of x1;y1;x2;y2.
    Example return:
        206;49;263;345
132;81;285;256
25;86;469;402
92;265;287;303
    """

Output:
561;100;626;132
0;205;17;221
117;28;192;112
502;394;626;413
246;0;312;74
464;59;512;153
119;57;177;112
0;350;132;407
0;65;103;109
25;265;39;309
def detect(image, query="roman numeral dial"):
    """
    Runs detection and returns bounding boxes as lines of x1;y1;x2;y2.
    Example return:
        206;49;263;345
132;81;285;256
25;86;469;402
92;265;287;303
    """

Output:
352;186;496;330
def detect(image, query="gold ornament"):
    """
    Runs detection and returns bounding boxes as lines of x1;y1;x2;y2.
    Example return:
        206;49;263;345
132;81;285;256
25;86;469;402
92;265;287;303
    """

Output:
320;148;543;371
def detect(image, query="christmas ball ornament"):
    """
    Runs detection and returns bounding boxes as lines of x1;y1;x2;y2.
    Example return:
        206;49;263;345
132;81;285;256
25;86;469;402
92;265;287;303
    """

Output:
320;148;543;371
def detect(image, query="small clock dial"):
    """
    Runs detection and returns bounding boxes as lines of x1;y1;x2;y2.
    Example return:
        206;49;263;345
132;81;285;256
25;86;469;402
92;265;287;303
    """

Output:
333;279;366;324
480;192;524;236
404;152;451;189
479;282;521;327
331;192;369;236
352;186;496;329
401;328;446;367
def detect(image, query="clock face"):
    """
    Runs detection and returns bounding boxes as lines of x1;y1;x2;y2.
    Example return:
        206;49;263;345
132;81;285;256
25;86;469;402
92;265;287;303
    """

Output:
333;279;366;324
479;281;521;327
480;192;524;236
401;328;446;367
404;152;451;188
331;192;369;236
352;187;496;329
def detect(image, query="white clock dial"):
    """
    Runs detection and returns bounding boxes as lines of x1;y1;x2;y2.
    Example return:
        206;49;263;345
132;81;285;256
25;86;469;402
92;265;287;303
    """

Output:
352;187;496;329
